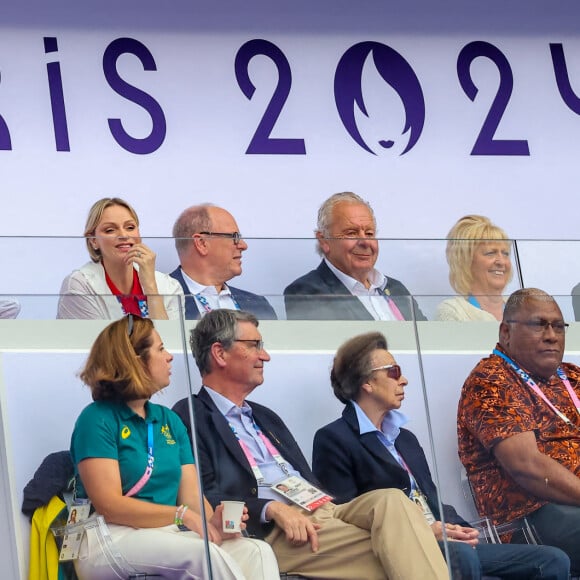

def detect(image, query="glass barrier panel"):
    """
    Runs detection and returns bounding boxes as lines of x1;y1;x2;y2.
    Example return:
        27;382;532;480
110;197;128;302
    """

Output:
0;236;521;322
413;311;501;522
0;295;222;580
2;235;578;578
515;239;580;323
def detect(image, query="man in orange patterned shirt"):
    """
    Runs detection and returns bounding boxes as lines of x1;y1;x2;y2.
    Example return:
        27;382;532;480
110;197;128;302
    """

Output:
458;288;580;574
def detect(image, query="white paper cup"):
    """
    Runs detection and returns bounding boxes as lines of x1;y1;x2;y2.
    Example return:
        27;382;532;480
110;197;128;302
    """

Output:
221;501;245;533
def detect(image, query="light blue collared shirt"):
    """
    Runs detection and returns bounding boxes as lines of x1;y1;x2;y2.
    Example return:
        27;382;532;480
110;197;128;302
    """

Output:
204;387;301;515
352;401;416;492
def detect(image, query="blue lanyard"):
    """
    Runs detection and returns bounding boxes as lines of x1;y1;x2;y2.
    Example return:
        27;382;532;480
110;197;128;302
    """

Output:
195;292;241;313
138;299;149;318
468;295;505;314
467;295;481;309
116;295;149;318
146;422;154;468
493;349;580;424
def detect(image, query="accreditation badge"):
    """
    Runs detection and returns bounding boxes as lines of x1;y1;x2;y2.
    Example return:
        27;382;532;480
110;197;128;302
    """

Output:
59;500;91;561
410;489;436;524
271;476;333;512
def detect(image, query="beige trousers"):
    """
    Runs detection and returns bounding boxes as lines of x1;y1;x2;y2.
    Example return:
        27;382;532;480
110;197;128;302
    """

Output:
265;488;449;580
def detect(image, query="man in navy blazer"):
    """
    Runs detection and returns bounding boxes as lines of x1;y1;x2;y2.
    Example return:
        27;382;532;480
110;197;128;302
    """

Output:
170;204;276;320
172;309;450;580
173;387;314;540
284;192;426;320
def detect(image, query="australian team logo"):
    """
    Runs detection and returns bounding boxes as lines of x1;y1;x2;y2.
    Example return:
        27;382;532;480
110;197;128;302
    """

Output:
161;424;176;445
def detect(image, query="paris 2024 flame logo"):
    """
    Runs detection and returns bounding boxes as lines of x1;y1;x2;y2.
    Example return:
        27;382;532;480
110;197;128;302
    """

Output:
334;41;425;156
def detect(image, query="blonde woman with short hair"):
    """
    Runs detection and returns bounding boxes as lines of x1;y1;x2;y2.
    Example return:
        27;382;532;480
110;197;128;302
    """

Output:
436;215;513;321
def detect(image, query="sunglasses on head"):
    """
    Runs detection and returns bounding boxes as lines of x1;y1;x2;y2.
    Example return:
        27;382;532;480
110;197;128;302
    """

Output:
127;313;134;337
369;364;402;380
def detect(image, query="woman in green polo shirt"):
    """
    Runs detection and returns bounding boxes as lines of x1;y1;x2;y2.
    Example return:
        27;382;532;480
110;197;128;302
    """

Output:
70;315;279;579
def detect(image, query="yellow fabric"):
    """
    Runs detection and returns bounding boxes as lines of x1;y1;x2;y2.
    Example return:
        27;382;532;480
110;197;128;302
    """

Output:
28;495;66;580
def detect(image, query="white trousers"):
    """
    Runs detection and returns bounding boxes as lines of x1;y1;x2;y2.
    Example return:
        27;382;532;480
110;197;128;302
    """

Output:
74;521;280;580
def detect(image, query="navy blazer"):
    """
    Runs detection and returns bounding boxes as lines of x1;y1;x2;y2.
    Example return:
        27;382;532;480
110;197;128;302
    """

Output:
170;266;277;320
172;388;318;539
283;260;426;321
312;403;467;526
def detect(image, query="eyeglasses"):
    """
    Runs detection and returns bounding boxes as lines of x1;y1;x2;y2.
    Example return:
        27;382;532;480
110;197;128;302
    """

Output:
369;364;402;380
506;320;569;334
235;339;265;351
200;231;243;245
127;313;135;337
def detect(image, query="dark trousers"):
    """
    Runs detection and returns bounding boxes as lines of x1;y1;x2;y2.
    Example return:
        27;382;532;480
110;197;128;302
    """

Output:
526;502;580;575
441;540;570;580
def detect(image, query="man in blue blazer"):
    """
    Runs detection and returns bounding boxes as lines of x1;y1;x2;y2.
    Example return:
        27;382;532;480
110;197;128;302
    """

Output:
170;204;276;319
173;309;450;580
284;192;426;320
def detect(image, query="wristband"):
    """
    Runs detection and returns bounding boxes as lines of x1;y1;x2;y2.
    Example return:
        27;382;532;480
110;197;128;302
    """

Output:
174;504;188;526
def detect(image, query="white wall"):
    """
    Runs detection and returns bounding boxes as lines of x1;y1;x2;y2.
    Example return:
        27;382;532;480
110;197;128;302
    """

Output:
3;2;580;318
1;0;580;245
